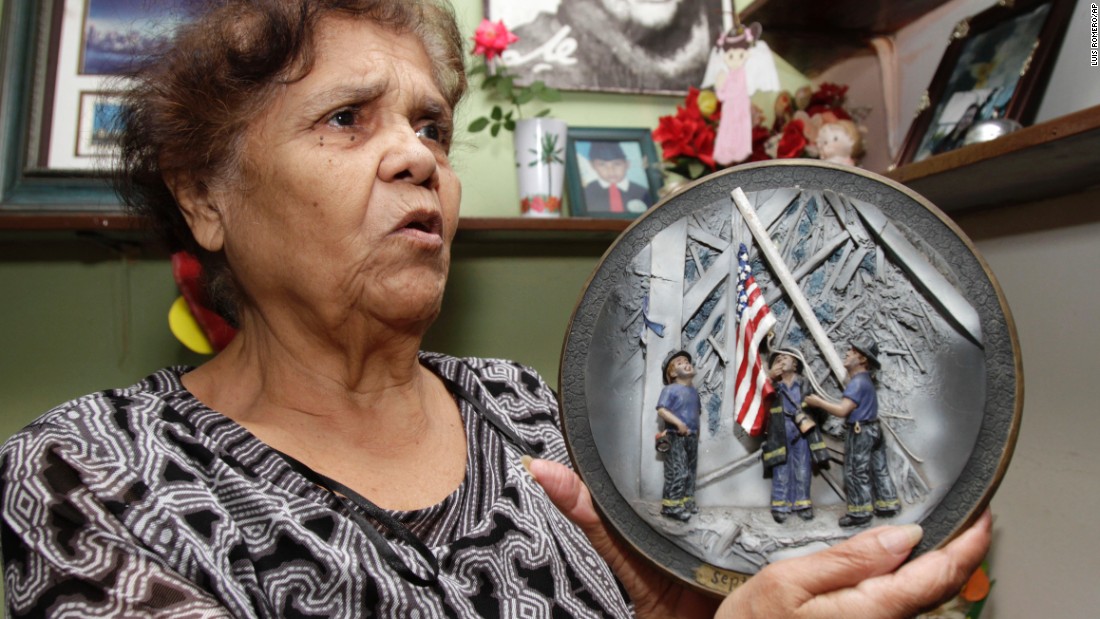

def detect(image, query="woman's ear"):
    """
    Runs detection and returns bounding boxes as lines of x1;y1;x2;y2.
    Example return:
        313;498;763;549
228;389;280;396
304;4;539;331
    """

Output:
165;172;225;252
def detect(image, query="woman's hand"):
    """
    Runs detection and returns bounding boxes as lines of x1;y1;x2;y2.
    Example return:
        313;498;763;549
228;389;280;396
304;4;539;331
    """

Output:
716;509;991;618
529;458;991;619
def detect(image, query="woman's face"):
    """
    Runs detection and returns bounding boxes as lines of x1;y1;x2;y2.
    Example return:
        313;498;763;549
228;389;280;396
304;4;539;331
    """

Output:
207;16;461;336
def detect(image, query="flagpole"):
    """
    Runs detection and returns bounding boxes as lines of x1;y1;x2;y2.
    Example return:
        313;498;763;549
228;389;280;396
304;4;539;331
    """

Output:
730;188;849;389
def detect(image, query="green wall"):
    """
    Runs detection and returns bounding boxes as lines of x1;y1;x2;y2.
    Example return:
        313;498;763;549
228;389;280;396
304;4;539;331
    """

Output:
0;238;605;435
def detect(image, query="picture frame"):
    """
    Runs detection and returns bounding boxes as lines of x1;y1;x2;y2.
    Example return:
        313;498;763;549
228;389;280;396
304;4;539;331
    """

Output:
895;0;1072;166
482;0;725;94
0;0;197;214
559;160;1020;594
565;127;663;219
41;0;193;172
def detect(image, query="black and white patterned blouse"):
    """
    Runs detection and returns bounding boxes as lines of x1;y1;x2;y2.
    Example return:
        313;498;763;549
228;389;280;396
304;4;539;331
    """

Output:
0;353;633;617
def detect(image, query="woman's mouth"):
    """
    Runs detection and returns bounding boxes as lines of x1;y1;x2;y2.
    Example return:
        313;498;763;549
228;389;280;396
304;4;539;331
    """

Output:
393;210;445;246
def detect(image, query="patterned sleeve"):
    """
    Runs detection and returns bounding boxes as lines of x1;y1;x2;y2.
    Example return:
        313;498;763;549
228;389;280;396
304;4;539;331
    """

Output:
0;420;231;618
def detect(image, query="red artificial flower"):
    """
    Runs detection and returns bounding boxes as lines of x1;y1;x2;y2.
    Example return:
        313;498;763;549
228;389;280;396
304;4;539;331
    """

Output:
747;126;773;162
776;119;807;159
472;19;518;61
653;88;720;170
805;82;852;120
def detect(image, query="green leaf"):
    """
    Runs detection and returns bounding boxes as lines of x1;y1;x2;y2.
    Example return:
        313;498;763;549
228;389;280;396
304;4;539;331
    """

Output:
468;64;487;77
535;108;551;117
515;90;534;105
496;79;514;100
491;106;503;121
490;123;500;137
482;75;500;90
468;117;490;133
504;118;516;131
688;161;705;179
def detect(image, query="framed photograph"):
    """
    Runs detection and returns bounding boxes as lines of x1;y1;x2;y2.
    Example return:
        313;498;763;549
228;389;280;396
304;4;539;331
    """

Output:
75;92;126;158
896;0;1072;166
559;160;1020;594
484;0;725;94
1;0;198;212
565;127;663;218
40;0;194;171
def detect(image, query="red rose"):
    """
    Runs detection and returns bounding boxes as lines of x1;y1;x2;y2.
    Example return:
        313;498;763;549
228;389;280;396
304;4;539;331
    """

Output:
777;119;807;159
805;82;851;120
472;19;518;62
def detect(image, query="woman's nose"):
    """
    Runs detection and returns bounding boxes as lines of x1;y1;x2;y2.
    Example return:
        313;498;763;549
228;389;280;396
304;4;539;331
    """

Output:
377;126;439;188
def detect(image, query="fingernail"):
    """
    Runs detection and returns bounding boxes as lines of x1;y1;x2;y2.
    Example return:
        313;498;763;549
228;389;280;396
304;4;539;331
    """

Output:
521;455;535;477
879;524;923;554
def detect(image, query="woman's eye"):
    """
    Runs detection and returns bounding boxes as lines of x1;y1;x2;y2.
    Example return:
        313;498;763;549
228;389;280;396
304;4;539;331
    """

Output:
328;109;356;127
416;123;442;143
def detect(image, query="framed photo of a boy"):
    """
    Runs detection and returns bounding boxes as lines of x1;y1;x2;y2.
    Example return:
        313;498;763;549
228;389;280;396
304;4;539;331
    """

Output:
566;127;663;218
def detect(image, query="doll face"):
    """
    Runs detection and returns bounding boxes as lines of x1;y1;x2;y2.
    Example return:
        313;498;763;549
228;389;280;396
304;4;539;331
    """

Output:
816;124;854;160
723;47;749;68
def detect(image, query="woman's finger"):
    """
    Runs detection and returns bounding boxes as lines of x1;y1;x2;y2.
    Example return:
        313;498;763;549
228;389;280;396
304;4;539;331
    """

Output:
720;509;993;618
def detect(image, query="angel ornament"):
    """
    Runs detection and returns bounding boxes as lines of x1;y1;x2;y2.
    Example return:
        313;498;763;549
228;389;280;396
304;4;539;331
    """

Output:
711;22;778;166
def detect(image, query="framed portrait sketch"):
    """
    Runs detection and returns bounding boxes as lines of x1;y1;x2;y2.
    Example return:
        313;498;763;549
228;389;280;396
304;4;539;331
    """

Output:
565;127;663;218
559;160;1020;594
896;0;1072;166
484;0;726;94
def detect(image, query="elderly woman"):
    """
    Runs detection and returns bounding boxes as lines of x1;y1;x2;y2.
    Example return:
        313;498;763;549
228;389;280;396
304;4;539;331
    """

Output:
0;0;989;617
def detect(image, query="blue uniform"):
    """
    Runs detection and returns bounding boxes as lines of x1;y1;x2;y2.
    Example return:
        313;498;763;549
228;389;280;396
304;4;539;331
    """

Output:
769;380;814;515
841;372;900;517
657;383;701;516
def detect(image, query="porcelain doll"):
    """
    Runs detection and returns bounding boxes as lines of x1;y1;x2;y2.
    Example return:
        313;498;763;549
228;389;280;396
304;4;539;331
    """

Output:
815;119;863;166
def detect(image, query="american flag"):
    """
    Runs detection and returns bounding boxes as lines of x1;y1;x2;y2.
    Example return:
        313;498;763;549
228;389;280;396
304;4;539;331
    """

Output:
733;243;775;436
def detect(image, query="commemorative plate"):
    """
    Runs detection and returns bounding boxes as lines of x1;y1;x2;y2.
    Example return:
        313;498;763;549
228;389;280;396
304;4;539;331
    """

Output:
558;160;1020;594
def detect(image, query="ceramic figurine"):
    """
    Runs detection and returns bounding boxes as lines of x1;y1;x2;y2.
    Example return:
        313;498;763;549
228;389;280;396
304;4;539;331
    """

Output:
815;119;863;166
762;350;831;523
656;350;701;521
712;23;763;166
806;339;901;527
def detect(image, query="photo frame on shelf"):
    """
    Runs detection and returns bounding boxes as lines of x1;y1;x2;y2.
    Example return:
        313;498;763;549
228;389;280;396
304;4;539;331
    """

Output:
565;127;663;219
482;0;724;94
895;0;1072;167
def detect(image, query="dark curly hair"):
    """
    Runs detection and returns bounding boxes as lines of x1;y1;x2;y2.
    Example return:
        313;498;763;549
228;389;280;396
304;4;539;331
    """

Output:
114;0;467;325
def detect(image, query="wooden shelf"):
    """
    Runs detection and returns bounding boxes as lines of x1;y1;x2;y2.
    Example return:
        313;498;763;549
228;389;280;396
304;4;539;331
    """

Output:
0;212;633;243
741;0;953;76
6;106;1099;236
884;104;1100;212
0;211;140;231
